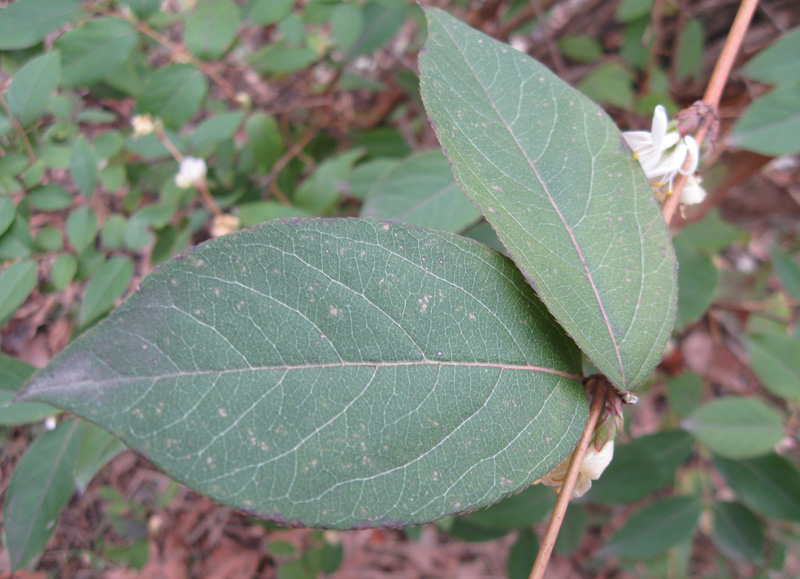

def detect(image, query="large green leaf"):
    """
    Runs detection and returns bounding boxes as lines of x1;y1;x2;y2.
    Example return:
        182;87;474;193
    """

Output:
7;52;61;128
419;9;676;390
185;0;241;60
0;0;81;50
360;150;481;233
19;219;588;529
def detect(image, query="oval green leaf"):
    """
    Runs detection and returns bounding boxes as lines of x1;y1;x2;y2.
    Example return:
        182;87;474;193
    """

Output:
682;397;783;458
136;64;208;129
7;52;61;127
711;501;765;564
185;0;241;60
598;496;701;560
0;259;38;326
0;0;81;50
745;332;800;400
79;255;134;328
4;418;83;572
55;18;138;88
419;9;676;390
730;84;800;156
713;453;800;521
19;218;588;529
360;150;481;233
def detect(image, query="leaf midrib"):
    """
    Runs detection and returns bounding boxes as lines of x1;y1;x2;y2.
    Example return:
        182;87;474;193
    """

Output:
437;22;626;384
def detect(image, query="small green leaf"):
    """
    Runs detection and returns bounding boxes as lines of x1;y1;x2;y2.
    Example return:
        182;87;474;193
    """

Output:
616;0;654;22
599;496;701;559
74;422;126;492
0;354;57;426
745;332;800;400
185;0;240;60
0;0;82;50
0;196;15;237
558;36;603;63
419;9;676;391
244;112;284;175
330;3;364;51
51;254;78;291
341;0;406;61
7;52;61;127
66;206;99;253
678;209;747;252
0;259;38;326
675;19;704;82
682;397;783;458
79;256;133;327
740;29;800;86
295;149;364;213
136;64;208;129
711;501;765;564
244;0;293;26
360;150;480;232
71;136;98;197
249;44;318;76
772;249;800;301
4;418;83;572
27;184;73;211
55;18;138;88
665;372;703;420
35;226;63;252
673;235;718;330
588;430;694;504
190;111;245;154
0;216;34;260
100;214;127;250
730;84;800;156
122;0;162;21
578;62;635;110
508;528;538;579
347;159;399;200
713;453;800;521
20;219;587;529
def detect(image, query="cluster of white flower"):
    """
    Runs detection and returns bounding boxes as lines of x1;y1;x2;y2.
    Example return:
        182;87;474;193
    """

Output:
535;440;615;498
623;105;706;205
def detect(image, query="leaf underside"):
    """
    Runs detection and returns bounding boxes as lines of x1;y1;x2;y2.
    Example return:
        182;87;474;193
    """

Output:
419;9;677;390
21;218;587;529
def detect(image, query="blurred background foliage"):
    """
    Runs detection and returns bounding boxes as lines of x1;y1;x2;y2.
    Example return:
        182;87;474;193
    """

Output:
0;0;799;576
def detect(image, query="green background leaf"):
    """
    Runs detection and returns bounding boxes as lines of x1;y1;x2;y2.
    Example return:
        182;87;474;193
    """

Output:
599;496;701;559
0;259;38;326
4;419;83;572
55;18;138;88
0;0;82;50
20;218;588;529
745;332;800;400
730;84;800;156
185;0;241;60
136;64;209;129
714;454;800;521
711;501;765;564
419;8;677;390
740;29;800;86
7;52;61;127
79;256;134;328
360;151;481;232
682;397;783;458
0;354;57;426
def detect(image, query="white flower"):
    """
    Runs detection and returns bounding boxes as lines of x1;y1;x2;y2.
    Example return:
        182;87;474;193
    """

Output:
535;440;614;498
624;105;702;199
175;157;207;189
681;174;707;205
44;416;57;430
131;114;155;138
209;214;240;238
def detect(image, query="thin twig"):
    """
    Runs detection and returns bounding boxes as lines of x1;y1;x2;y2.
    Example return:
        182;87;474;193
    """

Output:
155;129;222;217
529;380;609;579
0;93;36;163
263;124;321;205
662;0;760;225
